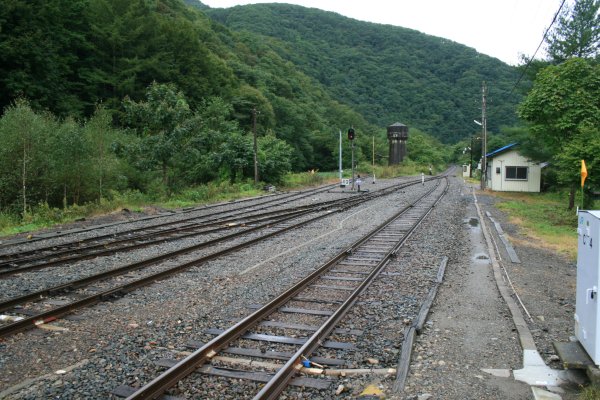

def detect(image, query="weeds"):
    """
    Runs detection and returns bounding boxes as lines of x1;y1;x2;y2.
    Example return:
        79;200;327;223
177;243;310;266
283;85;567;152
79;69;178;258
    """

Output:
489;190;579;260
579;385;600;400
0;181;264;237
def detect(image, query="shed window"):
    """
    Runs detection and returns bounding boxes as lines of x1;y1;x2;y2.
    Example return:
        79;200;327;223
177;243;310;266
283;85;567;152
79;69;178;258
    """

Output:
505;166;528;180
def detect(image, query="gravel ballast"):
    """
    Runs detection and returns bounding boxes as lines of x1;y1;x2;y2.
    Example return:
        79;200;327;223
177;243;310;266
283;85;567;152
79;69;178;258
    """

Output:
0;176;581;399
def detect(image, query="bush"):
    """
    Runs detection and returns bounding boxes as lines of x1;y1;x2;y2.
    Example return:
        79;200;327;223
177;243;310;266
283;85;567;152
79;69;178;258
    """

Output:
0;212;18;233
282;171;327;188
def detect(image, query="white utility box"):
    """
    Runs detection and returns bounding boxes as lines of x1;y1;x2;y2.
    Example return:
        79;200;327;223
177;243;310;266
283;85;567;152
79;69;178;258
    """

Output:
575;210;600;365
462;164;470;178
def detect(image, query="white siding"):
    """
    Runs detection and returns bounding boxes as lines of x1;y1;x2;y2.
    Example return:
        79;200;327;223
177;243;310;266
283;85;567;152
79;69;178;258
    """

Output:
488;149;541;192
462;164;471;178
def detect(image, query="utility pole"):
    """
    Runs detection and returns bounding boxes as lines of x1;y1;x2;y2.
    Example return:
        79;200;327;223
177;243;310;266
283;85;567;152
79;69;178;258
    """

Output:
469;135;474;178
351;137;355;190
480;82;487;191
339;130;342;182
372;135;376;183
252;107;258;184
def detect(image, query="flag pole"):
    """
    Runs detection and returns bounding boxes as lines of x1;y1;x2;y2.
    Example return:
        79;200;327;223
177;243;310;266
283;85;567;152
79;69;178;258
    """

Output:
581;160;588;210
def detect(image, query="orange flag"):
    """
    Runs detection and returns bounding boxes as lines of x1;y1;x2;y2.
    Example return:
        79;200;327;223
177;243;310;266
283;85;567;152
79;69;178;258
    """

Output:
581;160;588;188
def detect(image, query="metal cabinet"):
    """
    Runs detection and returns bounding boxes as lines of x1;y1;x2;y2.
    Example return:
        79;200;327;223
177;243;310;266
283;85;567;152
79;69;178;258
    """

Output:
576;210;600;365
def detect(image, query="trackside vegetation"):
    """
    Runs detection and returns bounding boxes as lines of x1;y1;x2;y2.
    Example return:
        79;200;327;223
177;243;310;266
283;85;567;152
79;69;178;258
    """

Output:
489;191;580;260
0;0;598;238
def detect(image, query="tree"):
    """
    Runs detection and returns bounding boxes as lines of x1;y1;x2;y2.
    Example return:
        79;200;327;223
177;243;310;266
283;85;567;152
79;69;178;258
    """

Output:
257;134;293;183
216;133;254;183
81;106;127;201
123;82;192;192
175;97;242;185
51;118;93;206
518;58;600;208
546;0;600;62
0;0;93;116
406;129;449;166
554;126;600;208
0;99;54;213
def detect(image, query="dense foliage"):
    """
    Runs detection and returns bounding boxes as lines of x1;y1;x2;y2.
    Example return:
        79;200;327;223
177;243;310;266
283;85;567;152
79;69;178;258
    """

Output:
0;100;129;213
511;0;600;208
546;0;599;62
518;58;600;207
0;0;520;216
206;3;523;143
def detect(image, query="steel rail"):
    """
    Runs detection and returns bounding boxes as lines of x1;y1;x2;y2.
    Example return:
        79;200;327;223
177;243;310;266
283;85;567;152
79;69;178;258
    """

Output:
0;208;330;338
0;177;436;338
0;185;381;337
0;208;317;314
0;183;338;258
0;180;401;313
0;177;425;275
124;177;448;400
0;207;319;277
0;205;317;269
254;178;449;400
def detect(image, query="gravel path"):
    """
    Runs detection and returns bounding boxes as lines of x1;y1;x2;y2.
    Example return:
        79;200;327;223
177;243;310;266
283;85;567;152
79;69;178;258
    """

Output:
398;182;580;400
0;176;581;399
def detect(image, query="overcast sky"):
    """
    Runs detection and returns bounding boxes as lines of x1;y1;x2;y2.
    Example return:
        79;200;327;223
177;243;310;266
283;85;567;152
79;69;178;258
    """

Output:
200;0;565;65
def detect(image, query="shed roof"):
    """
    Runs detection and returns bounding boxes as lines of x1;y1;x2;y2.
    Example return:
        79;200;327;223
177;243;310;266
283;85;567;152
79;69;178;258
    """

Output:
486;143;518;158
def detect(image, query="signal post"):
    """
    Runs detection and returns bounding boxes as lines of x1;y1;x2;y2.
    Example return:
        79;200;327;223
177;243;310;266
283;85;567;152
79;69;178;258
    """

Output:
348;128;355;190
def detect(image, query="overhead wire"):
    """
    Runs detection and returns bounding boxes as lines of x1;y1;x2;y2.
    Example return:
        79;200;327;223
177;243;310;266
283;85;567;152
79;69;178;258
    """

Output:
508;0;568;97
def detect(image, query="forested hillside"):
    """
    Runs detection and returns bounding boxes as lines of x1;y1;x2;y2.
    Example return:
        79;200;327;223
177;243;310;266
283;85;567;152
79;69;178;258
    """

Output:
0;0;373;175
206;3;523;143
0;0;527;217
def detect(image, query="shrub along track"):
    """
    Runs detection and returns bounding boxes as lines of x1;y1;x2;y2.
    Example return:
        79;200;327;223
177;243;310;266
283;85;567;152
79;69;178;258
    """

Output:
114;177;448;400
0;177;439;339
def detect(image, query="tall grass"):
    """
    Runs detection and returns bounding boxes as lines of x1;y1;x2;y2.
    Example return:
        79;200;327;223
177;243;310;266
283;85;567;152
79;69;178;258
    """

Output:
579;385;600;399
489;190;579;260
0;173;341;237
282;171;331;188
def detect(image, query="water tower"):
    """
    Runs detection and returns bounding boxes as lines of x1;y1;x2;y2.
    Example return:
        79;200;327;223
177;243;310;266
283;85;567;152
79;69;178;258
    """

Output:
387;122;408;165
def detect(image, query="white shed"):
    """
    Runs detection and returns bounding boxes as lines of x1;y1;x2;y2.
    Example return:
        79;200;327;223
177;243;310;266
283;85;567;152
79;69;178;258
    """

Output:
461;164;471;178
485;143;542;192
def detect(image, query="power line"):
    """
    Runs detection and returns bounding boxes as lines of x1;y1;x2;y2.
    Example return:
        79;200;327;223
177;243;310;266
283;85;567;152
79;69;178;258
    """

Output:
508;0;568;97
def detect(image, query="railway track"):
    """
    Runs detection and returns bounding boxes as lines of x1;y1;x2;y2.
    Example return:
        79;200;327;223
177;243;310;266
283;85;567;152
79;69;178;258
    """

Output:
114;176;449;400
0;184;340;251
0;206;319;277
0;179;421;276
0;183;340;272
0;177;437;339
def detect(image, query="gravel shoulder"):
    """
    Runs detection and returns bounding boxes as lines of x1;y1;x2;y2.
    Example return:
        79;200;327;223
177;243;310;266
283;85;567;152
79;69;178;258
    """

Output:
400;181;580;400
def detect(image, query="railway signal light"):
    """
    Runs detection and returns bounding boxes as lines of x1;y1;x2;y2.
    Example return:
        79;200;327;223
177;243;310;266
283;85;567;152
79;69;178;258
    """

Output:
347;128;355;141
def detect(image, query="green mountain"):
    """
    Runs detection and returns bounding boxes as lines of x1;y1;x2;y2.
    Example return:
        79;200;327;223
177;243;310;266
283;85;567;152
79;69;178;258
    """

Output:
0;0;530;213
0;0;380;173
0;0;523;178
206;3;523;143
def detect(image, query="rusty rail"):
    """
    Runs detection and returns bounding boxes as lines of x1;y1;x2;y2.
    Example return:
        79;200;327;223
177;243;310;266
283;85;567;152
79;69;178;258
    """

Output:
123;177;448;400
